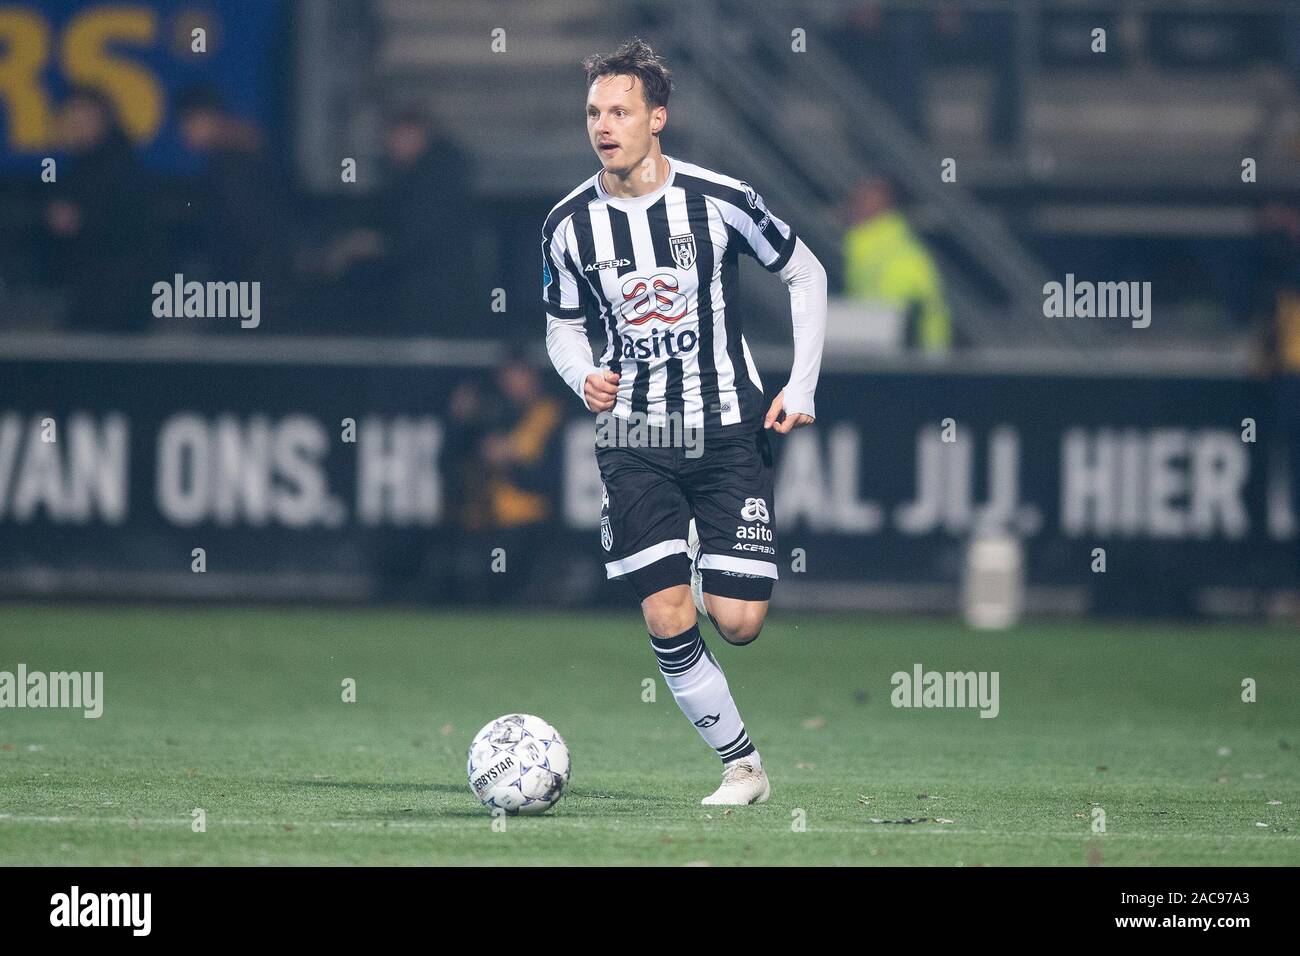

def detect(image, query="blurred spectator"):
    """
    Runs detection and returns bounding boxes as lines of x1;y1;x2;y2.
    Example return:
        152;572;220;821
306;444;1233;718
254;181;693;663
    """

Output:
1255;202;1300;575
481;355;563;602
933;4;1020;147
443;380;494;529
437;354;563;603
830;3;929;138
1286;8;1300;92
435;376;495;602
481;354;563;531
177;85;293;326
843;176;952;353
320;108;480;335
39;88;158;331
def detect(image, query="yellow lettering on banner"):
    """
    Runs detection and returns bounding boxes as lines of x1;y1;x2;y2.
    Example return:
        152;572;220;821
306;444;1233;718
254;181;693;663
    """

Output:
61;8;163;141
0;11;52;149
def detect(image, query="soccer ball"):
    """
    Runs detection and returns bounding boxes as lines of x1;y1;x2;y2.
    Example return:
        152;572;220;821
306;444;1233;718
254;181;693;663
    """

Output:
467;713;570;814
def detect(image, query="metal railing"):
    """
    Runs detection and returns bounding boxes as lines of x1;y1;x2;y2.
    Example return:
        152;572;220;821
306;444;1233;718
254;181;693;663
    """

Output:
663;0;1108;346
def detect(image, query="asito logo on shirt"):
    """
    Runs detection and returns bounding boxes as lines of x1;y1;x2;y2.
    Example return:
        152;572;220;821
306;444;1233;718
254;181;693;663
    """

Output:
620;326;699;360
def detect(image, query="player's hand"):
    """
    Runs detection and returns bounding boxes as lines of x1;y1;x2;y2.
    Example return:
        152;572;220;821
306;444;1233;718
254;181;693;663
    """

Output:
584;370;620;412
764;390;814;434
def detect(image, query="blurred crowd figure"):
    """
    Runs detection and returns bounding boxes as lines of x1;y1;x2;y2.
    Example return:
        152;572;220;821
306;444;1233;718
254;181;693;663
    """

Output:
308;108;479;335
176;86;293;321
14;89;483;336
1255;201;1300;576
842;176;951;353
438;353;564;603
830;2;1019;146
35;88;159;331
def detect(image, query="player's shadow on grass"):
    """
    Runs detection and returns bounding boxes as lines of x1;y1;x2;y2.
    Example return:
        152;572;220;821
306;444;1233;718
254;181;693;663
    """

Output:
564;788;673;804
292;779;669;803
292;780;465;790
291;779;465;795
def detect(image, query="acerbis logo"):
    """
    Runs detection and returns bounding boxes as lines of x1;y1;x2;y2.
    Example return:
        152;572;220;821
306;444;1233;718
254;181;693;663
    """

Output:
585;257;631;273
693;713;720;728
740;497;769;523
733;524;774;553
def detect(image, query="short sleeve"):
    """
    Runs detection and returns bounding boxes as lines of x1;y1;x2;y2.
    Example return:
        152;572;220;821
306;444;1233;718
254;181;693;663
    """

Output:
542;219;586;319
720;181;798;273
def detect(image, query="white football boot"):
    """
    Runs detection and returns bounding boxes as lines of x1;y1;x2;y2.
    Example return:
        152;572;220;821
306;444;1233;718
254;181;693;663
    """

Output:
701;755;771;806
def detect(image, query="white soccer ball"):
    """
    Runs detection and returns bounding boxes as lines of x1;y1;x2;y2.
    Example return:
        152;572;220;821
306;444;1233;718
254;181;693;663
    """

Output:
467;713;571;814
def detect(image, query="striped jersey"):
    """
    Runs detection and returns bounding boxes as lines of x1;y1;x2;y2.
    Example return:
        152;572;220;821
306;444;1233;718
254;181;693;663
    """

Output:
542;155;798;431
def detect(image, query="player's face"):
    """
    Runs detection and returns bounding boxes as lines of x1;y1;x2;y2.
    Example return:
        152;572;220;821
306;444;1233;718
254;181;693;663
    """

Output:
586;74;662;177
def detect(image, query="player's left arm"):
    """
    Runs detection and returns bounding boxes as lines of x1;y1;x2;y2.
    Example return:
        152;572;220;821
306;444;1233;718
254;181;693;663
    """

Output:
765;236;826;433
720;182;827;433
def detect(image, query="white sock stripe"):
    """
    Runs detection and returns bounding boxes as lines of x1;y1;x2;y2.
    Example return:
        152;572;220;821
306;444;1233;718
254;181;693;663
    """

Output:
650;633;704;665
718;738;752;760
650;637;699;657
604;539;689;578
656;643;705;675
658;640;703;662
715;728;749;754
696;554;779;579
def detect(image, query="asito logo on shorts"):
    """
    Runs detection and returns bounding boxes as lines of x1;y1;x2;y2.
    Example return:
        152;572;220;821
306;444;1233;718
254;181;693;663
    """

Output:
735;497;774;553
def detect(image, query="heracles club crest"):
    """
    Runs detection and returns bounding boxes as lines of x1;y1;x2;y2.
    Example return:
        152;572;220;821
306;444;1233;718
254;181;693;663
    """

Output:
669;233;697;270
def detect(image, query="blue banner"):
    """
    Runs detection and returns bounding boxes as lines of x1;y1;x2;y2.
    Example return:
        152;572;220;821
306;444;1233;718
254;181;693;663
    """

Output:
0;1;283;171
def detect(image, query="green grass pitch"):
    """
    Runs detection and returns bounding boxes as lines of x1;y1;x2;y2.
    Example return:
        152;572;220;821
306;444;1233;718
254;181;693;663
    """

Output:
0;604;1297;866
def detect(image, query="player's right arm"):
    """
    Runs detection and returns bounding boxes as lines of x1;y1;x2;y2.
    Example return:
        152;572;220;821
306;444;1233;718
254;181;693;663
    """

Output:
542;219;620;411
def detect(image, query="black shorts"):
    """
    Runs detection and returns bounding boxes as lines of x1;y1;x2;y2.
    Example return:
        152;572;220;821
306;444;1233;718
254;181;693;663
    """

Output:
596;425;777;602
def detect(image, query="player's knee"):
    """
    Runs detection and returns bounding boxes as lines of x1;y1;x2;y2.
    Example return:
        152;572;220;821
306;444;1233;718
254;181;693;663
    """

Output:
714;611;764;646
641;586;696;638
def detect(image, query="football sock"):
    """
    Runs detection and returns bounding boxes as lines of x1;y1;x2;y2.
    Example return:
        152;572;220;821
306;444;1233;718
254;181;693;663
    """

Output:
650;624;755;764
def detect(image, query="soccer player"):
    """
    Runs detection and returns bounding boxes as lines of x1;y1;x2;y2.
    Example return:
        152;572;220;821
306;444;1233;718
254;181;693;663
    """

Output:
542;38;827;805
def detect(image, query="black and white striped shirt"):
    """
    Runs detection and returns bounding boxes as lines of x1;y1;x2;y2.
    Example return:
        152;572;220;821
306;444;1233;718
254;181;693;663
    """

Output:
542;156;799;432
